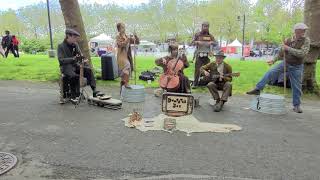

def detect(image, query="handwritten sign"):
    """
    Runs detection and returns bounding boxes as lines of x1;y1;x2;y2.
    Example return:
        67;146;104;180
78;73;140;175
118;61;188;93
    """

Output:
166;96;189;112
162;92;194;116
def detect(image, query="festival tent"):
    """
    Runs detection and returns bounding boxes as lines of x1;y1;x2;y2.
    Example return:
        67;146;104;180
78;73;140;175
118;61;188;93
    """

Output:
222;39;250;57
89;33;114;56
90;33;113;44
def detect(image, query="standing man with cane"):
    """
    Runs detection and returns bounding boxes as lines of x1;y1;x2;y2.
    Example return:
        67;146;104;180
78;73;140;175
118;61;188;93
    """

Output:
247;23;310;113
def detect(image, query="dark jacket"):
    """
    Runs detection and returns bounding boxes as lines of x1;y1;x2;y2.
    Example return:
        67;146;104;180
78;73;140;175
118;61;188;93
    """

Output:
57;40;81;77
1;35;12;49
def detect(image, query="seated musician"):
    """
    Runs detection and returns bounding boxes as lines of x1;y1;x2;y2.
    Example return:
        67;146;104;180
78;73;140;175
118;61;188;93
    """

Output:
200;50;232;112
155;43;191;93
57;28;102;104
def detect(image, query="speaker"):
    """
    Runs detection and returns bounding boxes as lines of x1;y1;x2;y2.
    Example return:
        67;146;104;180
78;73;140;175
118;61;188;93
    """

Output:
101;53;118;80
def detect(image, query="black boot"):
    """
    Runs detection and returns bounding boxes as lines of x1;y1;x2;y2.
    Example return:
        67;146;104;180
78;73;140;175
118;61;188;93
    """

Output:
246;89;261;95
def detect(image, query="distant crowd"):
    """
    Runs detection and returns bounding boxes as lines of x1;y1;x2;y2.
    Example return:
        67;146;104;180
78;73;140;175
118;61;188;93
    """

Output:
0;30;20;58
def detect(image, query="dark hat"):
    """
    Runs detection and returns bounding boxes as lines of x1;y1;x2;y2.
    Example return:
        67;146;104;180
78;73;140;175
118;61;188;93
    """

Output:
5;30;10;34
214;50;226;58
65;28;80;36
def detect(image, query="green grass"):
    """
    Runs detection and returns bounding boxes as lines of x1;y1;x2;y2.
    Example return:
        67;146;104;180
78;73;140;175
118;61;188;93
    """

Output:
1;54;320;96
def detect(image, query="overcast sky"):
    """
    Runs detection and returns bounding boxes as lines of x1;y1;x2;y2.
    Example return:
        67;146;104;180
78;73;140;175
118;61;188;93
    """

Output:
0;0;150;10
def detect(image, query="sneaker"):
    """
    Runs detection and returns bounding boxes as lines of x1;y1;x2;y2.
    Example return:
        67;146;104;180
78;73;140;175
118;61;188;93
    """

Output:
59;98;66;104
293;106;303;113
246;89;261;95
70;97;79;104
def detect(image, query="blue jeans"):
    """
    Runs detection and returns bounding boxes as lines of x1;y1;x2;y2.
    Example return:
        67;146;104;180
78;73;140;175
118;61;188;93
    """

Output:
256;61;304;106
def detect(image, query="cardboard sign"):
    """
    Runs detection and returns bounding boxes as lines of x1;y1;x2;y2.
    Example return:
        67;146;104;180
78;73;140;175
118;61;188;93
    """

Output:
162;92;194;117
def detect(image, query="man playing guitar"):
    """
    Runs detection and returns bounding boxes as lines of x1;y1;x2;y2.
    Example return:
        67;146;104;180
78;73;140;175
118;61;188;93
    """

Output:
200;50;239;112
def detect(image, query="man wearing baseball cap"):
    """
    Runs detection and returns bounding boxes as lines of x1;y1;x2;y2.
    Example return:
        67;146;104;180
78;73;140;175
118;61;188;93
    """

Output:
247;23;310;113
57;28;102;103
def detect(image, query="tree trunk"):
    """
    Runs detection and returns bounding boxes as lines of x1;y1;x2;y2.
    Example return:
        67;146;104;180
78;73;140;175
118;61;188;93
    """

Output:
59;0;92;66
303;0;320;93
304;0;320;47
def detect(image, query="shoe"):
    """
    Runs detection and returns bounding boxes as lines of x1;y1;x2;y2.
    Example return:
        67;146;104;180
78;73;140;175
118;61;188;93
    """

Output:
70;97;79;104
192;85;198;89
293;106;303;113
93;90;104;97
215;101;225;112
246;89;261;95
59;98;66;104
213;100;221;112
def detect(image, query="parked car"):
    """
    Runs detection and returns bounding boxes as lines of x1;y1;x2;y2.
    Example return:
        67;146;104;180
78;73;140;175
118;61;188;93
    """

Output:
250;49;262;57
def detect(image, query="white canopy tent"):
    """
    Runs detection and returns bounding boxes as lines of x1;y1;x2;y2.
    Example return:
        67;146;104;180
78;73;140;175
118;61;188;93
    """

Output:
89;33;114;56
90;33;113;45
227;39;242;47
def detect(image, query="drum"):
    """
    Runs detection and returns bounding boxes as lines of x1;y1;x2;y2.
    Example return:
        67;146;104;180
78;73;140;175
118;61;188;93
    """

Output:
121;85;145;103
250;93;287;115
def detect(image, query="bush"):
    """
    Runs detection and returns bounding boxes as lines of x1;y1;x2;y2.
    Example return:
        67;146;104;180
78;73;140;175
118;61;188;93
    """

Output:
20;39;47;54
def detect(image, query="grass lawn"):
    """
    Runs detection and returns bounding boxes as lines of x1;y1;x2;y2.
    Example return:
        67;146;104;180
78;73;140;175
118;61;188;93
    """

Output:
1;54;319;96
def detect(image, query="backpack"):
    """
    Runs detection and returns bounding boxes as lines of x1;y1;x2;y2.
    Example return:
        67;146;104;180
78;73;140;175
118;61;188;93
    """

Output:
139;71;156;81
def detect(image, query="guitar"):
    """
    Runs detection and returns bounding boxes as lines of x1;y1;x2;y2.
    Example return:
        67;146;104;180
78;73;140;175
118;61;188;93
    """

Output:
210;72;240;82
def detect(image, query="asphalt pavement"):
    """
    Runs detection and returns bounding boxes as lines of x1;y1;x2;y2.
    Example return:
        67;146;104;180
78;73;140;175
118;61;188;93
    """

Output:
1;80;320;180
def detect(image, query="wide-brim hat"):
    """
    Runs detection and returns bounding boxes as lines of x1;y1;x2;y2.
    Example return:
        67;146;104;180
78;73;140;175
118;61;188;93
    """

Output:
214;50;226;58
65;28;80;36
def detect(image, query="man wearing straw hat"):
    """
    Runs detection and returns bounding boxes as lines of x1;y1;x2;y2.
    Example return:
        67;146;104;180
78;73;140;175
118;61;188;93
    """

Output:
201;50;233;112
247;23;310;113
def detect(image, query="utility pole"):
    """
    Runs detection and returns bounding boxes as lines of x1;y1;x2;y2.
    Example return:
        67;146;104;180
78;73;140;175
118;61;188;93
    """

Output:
46;0;55;58
241;14;246;60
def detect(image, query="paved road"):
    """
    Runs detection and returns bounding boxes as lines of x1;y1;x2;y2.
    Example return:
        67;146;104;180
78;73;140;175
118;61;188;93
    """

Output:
1;81;320;180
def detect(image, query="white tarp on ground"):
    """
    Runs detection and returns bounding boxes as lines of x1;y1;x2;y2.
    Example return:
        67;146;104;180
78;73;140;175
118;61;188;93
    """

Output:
227;39;242;47
122;113;242;136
